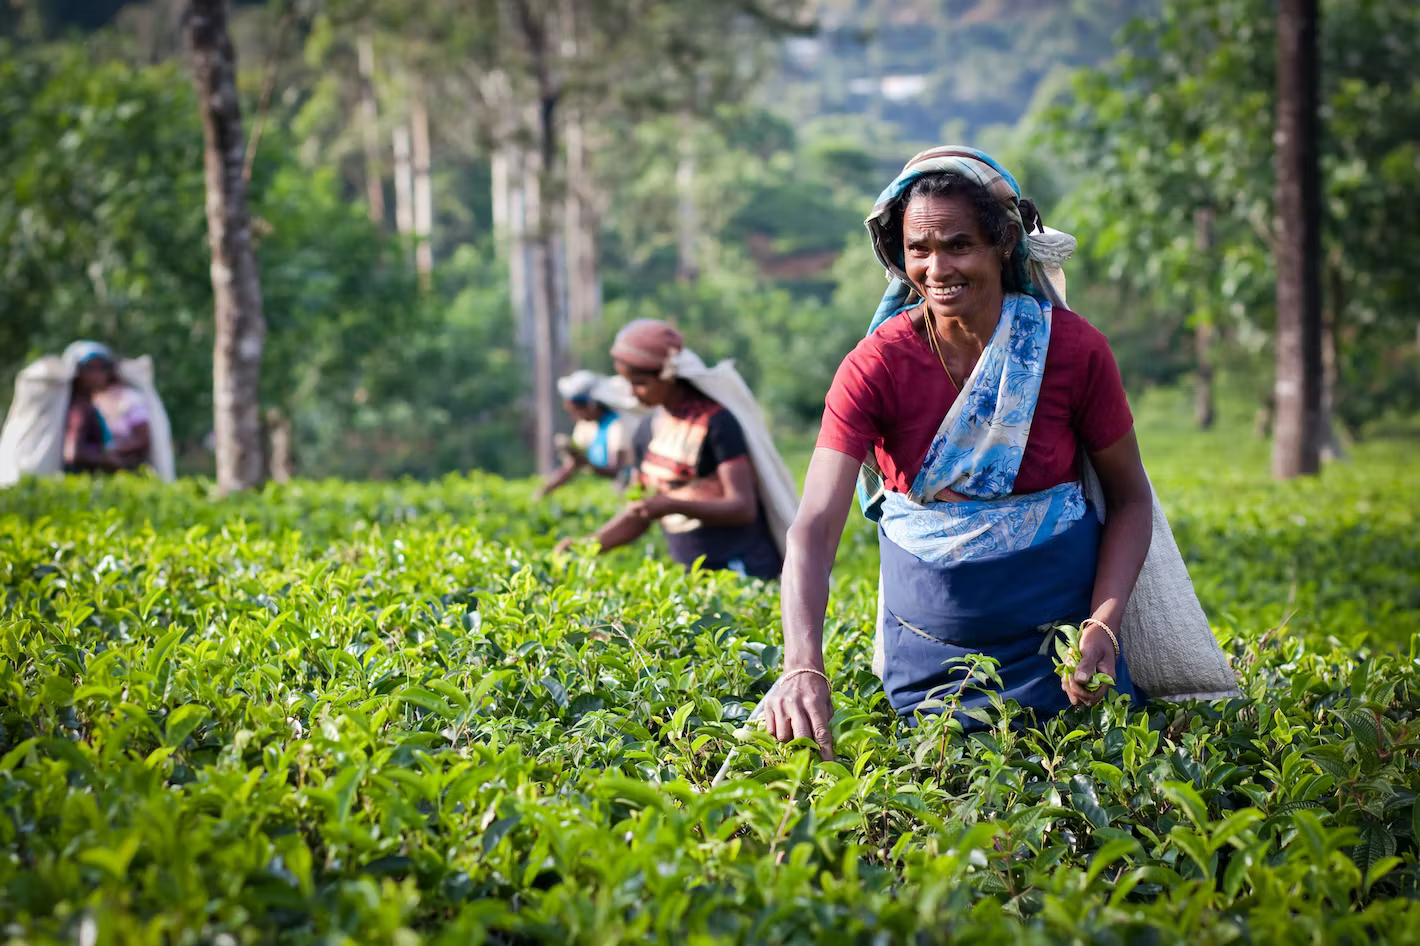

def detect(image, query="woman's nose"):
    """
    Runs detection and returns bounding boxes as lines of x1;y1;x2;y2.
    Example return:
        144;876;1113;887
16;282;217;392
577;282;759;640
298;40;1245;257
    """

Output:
925;251;953;282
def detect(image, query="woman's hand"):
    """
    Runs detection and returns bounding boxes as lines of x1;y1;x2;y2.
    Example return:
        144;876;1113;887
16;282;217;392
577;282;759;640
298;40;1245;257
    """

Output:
1062;622;1118;707
627;493;676;520
763;671;834;760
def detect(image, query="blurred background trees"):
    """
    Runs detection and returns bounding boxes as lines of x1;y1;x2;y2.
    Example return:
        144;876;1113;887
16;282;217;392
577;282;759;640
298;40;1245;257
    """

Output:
1;0;1416;482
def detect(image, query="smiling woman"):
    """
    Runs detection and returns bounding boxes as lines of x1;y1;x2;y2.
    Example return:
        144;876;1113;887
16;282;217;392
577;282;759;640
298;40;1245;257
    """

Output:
766;147;1164;756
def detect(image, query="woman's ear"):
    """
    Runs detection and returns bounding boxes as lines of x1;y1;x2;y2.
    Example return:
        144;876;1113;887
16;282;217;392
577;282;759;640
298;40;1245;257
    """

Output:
1002;223;1022;261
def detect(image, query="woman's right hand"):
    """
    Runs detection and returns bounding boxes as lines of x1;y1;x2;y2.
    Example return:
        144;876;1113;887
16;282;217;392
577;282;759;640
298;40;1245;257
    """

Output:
763;670;834;760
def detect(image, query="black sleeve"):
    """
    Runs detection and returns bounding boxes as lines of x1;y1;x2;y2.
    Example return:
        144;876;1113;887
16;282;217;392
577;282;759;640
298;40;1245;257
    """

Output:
632;413;654;468
698;408;749;478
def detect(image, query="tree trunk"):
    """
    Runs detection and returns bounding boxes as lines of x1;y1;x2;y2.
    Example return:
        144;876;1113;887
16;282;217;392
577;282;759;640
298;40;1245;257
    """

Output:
1194;322;1215;430
356;34;385;226
1320;255;1346;461
1193;207;1216;430
1271;0;1323;479
392;124;414;237
492;141;510;240
499;143;533;352
506;0;565;472
265;406;294;483
564;108;601;333
526;153;557;475
187;0;266;494
676;122;700;285
411;87;434;285
559;0;598;335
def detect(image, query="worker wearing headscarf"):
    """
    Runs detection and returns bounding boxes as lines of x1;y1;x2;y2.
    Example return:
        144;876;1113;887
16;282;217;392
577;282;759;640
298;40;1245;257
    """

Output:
537;369;643;498
556;319;799;580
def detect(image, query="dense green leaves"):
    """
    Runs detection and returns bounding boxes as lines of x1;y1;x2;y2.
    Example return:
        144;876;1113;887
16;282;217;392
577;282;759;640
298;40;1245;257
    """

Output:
1;402;1418;942
0;41;525;479
1044;0;1420;426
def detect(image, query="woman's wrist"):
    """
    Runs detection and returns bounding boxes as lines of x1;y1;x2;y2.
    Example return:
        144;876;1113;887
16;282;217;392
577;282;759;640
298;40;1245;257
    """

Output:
782;638;825;673
1080;617;1120;658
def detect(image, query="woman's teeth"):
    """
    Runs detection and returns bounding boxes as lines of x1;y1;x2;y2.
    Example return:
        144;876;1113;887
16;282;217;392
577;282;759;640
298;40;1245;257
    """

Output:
929;285;966;299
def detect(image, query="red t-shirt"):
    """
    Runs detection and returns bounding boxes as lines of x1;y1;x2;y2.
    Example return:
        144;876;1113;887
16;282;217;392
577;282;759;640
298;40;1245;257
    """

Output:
816;305;1134;495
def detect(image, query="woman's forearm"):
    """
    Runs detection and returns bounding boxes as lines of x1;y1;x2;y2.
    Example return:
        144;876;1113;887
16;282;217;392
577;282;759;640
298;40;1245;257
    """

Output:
542;460;582;496
592;507;652;553
780;522;832;672
1090;498;1152;630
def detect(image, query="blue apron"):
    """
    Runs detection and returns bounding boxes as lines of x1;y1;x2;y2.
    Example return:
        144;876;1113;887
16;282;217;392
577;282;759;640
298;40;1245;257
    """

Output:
879;512;1137;724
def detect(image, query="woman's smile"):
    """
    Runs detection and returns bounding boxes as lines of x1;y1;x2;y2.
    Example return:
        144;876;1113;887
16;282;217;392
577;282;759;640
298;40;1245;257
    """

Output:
925;284;968;302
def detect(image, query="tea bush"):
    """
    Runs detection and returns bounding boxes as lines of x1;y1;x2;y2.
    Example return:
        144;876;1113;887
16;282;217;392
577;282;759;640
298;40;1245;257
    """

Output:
2;406;1419;944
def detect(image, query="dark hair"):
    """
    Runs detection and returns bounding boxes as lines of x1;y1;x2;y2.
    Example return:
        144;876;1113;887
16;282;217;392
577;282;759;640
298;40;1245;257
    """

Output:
882;171;1027;293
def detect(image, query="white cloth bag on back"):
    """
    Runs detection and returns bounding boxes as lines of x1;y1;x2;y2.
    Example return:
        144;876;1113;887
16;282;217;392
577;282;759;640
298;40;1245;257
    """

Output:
668;350;800;559
0;357;72;487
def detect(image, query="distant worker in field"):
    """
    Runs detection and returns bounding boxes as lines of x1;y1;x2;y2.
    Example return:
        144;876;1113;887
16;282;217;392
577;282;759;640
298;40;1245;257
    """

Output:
536;370;643;499
556;320;799;580
765;147;1237;756
63;342;154;474
0;341;176;487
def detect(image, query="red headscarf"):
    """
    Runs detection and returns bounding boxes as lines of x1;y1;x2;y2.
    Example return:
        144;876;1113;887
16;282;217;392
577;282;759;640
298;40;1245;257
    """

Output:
610;319;683;377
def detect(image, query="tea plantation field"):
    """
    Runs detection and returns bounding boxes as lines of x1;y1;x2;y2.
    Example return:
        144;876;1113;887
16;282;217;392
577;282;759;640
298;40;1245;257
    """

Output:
2;398;1419;945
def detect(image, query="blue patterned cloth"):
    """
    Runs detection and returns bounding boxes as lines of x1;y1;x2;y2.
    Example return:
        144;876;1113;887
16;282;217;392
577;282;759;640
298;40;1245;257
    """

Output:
876;291;1087;562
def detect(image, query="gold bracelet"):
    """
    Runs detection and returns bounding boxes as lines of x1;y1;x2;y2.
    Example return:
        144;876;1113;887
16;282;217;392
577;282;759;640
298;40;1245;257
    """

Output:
780;667;830;687
1081;618;1120;659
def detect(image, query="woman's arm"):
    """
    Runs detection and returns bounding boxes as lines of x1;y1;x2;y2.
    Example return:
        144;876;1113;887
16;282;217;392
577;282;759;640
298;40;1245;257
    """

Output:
555;504;653;556
1066;428;1153;706
537;458;582;498
64;404;115;470
63;404;84;466
109;421;151;469
763;447;860;760
630;457;759;526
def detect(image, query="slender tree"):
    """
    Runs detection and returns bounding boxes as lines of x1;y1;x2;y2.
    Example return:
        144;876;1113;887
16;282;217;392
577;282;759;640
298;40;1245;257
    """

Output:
1193;207;1216;430
186;0;267;492
1271;0;1323;478
356;33;386;225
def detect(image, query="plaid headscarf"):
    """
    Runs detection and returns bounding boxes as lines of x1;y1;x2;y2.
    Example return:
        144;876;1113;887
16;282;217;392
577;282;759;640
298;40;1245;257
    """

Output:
863;146;1074;336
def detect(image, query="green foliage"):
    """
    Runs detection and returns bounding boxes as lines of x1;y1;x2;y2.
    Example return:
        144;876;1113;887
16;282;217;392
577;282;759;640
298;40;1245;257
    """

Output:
584;251;864;433
0;41;526;479
2;405;1419;942
1044;0;1420;420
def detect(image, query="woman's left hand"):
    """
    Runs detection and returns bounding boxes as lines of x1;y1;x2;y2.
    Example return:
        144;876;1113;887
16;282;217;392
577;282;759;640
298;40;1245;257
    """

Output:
1063;622;1118;707
627;494;675;520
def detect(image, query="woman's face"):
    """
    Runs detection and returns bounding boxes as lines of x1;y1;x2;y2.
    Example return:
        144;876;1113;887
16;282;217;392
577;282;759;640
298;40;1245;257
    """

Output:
77;358;115;395
615;360;673;407
902;193;1010;323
